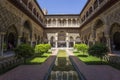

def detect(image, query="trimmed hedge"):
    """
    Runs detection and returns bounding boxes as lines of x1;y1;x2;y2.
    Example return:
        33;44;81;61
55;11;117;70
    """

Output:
88;43;108;60
35;44;51;56
14;44;34;58
74;43;89;55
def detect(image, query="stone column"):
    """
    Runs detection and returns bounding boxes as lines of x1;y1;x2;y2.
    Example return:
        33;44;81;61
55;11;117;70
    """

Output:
18;36;22;45
71;19;73;27
51;18;53;26
55;41;57;48
55;18;58;27
106;35;112;52
75;18;78;26
66;41;69;48
73;40;75;46
66;33;69;48
48;40;50;44
97;0;100;7
66;19;68;27
0;33;5;56
30;38;33;47
0;34;2;56
47;19;49;27
55;33;58;48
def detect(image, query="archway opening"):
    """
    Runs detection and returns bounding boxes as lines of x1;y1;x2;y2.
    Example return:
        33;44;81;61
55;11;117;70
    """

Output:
113;32;120;50
110;23;120;52
5;26;18;51
50;36;55;47
58;31;66;47
69;36;74;47
21;21;32;44
93;19;104;44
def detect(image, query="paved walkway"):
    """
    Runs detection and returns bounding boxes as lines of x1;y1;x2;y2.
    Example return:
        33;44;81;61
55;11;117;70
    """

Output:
67;49;120;80
0;49;58;80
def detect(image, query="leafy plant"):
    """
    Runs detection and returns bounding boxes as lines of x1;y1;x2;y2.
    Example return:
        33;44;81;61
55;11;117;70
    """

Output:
75;44;89;55
88;43;108;60
35;44;51;56
14;44;34;59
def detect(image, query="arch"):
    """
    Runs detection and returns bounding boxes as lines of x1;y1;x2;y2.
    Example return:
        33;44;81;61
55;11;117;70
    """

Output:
53;19;56;25
89;6;93;14
75;36;81;44
69;36;74;47
113;32;120;50
99;0;104;4
70;36;74;42
94;19;104;29
38;35;40;44
5;25;18;50
22;20;32;44
22;0;28;5
110;23;120;51
58;31;66;47
33;8;36;15
93;0;98;9
63;19;66;26
50;36;55;47
93;19;104;43
84;35;88;44
58;31;66;41
34;34;37;40
48;19;51;26
72;19;76;25
68;19;71;25
28;2;33;11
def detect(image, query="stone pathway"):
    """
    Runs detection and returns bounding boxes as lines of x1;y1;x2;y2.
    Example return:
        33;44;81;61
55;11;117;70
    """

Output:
0;49;58;80
67;49;120;80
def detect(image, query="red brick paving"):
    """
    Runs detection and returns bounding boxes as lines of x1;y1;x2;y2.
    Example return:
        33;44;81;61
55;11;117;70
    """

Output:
0;49;58;80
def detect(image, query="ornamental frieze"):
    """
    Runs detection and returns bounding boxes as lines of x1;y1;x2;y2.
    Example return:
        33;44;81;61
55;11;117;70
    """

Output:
106;8;120;25
0;6;21;32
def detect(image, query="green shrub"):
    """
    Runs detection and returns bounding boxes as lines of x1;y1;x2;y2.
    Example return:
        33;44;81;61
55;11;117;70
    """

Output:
75;44;89;55
44;44;51;52
74;44;79;49
88;43;108;60
35;44;51;56
14;44;34;58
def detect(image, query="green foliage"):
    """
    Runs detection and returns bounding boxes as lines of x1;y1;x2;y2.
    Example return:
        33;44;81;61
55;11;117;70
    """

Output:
88;43;108;60
74;44;79;49
74;44;89;55
26;53;50;64
14;44;34;58
44;44;51;52
35;44;51;56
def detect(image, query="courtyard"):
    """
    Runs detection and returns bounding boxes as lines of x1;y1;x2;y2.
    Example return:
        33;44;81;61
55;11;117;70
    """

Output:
0;0;120;80
0;48;120;80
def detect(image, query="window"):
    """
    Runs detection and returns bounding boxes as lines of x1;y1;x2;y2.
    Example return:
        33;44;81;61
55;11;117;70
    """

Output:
94;0;98;9
33;8;36;15
86;11;89;18
28;2;33;11
36;12;39;18
22;0;28;5
89;7;93;14
99;0;104;4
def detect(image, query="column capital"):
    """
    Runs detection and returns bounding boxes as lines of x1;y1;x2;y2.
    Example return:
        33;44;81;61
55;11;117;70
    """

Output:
18;36;22;38
0;32;6;35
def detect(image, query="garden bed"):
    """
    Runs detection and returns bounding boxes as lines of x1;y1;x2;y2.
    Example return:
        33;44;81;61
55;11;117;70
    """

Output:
26;53;51;64
74;52;120;70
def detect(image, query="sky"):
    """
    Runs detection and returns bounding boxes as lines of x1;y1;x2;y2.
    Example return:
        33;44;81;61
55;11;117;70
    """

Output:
37;0;88;14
